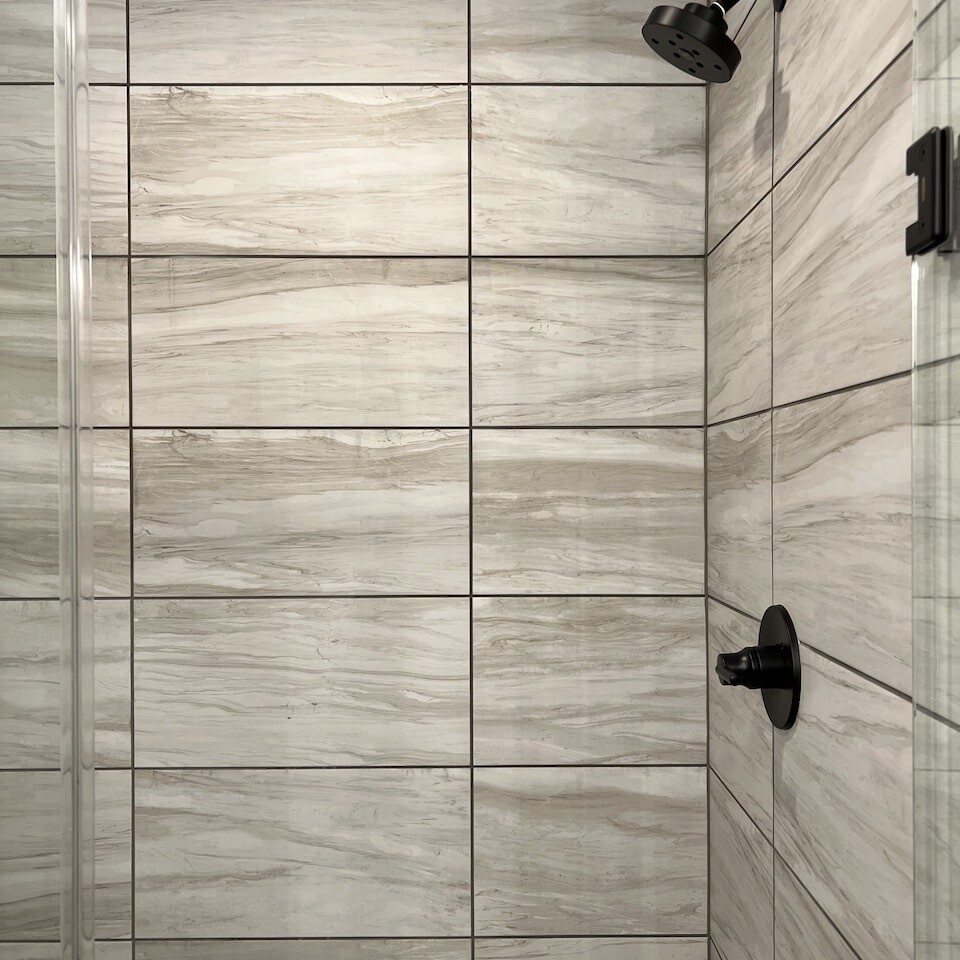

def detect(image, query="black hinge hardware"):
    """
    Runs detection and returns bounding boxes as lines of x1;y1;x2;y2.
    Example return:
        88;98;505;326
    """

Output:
906;127;952;257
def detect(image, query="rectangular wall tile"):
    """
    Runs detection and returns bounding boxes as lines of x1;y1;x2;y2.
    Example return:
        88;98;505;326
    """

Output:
0;85;127;255
0;257;130;427
132;258;468;427
774;858;858;960
136;943;471;960
474;941;708;960
709;772;773;960
706;198;772;424
0;430;129;598
707;601;772;839
134;597;469;766
472;429;704;594
470;0;699;83
92;430;132;598
0;599;130;768
130;86;468;255
474;767;707;935
135;768;471;937
472;258;703;426
774;647;913;960
772;53;912;405
130;0;466;83
0;0;126;82
707;0;773;249
472;86;704;255
473;596;706;764
774;0;910;177
0;770;131;940
707;413;771;618
773;377;911;693
132;429;469;596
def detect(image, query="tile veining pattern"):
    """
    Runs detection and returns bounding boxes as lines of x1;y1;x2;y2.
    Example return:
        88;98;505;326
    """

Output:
0;0;709;955
705;1;914;960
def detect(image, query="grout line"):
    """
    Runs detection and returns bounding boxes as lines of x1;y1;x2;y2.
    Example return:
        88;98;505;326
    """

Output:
915;703;960;737
703;69;713;954
124;0;137;945
1;763;711;774
1;253;707;261
769;7;777;952
91;935;710;943
117;80;706;88
710;766;771;848
707;369;913;429
117;424;706;431
774;850;869;960
466;0;477;951
705;43;914;260
1;593;709;603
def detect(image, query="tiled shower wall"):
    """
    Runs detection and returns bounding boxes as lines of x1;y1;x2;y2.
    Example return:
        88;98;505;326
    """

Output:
705;1;914;960
0;1;711;957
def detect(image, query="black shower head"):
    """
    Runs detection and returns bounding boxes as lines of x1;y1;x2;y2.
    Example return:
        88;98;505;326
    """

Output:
642;2;741;83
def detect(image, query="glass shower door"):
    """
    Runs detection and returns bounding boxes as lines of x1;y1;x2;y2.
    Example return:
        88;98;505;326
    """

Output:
914;1;960;955
0;0;97;957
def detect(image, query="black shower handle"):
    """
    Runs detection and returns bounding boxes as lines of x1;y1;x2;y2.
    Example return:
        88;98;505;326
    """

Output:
716;644;793;689
714;605;802;730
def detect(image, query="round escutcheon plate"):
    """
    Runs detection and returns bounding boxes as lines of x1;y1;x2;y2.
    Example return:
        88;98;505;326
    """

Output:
759;604;801;730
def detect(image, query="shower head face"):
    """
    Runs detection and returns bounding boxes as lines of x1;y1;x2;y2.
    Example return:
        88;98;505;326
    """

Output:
642;2;742;83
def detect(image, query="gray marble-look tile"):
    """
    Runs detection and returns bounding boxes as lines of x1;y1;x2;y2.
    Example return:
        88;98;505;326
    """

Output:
706;197;771;424
472;429;704;594
709;772;773;960
474;941;708;960
472;86;704;255
772;53;912;406
130;86;468;255
0;258;128;427
708;944;721;960
93;430;132;598
0;0;126;82
774;0;910;178
0;599;130;768
0;85;127;255
135;943;470;960
774;856;859;960
707;413;771;618
472;258;704;426
772;377;911;693
133;429;469;596
134;597;469;766
0;429;130;598
708;600;772;839
135;768;471;937
130;0;465;83
0;769;131;940
774;646;913;960
707;0;772;250
474;767;707;935
473;596;706;764
131;258;468;427
470;0;701;83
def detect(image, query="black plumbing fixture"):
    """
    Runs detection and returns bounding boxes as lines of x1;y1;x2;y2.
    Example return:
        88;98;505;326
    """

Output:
715;604;801;730
642;0;786;83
